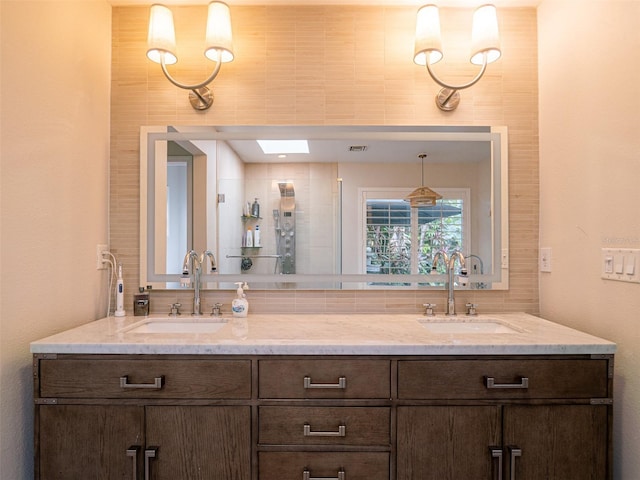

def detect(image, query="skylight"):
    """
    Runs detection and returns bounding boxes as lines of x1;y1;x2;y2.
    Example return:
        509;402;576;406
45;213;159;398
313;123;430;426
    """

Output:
257;139;309;154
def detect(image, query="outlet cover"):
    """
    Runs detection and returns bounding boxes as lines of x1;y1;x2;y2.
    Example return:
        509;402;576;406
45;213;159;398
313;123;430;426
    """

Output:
540;247;552;273
96;244;108;270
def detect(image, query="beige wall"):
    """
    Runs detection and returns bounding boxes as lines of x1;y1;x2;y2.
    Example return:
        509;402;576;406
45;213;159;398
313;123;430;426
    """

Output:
112;5;539;315
0;1;111;477
538;1;640;479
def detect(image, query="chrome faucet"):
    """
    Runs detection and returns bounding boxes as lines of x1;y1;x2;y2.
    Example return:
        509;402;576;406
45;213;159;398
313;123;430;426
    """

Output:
431;250;468;315
181;249;217;316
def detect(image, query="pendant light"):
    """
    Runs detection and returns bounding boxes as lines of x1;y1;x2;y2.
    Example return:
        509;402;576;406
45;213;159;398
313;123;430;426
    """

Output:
405;154;442;207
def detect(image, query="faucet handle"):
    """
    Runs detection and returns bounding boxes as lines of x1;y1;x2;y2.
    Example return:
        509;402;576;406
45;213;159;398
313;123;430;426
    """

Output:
168;303;182;316
211;303;223;317
423;303;436;316
465;303;478;316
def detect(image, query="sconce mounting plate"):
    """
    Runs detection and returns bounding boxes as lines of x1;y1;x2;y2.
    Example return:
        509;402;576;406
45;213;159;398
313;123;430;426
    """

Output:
189;87;214;111
435;88;460;112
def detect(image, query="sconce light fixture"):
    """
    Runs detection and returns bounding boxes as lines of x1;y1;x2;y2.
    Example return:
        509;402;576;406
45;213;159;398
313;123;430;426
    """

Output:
147;1;234;111
414;4;501;111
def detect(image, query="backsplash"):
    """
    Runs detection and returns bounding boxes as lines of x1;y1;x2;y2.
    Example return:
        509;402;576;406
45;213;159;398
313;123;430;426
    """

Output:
148;288;520;317
111;5;539;315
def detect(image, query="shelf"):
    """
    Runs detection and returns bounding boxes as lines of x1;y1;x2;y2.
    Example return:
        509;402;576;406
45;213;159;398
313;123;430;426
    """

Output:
241;215;262;221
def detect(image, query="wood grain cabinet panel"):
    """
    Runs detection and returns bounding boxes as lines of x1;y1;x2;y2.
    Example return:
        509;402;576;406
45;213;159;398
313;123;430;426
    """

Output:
146;406;251;480
259;406;391;446
503;404;608;480
37;405;144;480
259;359;390;399
397;406;501;480
259;452;389;480
398;358;609;399
39;358;251;399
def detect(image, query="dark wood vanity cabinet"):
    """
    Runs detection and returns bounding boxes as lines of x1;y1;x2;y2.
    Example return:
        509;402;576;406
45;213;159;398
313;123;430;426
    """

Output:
34;357;252;480
396;357;612;480
33;354;613;480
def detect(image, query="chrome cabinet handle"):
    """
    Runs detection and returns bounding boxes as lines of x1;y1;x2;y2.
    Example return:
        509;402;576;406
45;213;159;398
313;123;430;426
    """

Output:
126;446;140;480
303;424;346;437
144;447;158;480
489;447;503;480
484;376;529;389
120;375;164;390
303;376;346;389
508;446;522;480
303;468;345;480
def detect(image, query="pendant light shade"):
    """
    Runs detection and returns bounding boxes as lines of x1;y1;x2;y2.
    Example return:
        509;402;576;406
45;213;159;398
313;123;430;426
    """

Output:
405;154;442;208
405;186;443;207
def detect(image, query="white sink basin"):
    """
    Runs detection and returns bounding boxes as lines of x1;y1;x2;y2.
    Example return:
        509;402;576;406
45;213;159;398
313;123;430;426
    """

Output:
417;318;523;334
120;317;229;334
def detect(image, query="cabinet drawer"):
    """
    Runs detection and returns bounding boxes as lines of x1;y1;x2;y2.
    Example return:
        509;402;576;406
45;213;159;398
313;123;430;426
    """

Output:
259;360;390;399
259;406;390;446
259;452;389;480
398;359;609;400
38;358;251;399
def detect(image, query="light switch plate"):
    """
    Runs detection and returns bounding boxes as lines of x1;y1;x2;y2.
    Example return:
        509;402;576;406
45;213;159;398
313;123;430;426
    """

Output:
602;248;640;283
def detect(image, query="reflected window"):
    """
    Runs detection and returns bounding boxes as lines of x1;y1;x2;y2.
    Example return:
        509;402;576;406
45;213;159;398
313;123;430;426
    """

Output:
363;189;469;280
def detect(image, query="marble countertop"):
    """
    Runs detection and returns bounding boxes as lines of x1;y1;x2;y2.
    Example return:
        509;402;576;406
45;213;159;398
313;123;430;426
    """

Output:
30;313;616;356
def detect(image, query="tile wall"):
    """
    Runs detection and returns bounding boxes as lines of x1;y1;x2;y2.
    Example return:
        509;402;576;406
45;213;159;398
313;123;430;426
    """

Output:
111;5;539;315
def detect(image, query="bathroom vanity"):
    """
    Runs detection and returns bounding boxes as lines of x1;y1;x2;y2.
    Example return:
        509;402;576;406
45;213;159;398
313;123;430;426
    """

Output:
31;313;615;480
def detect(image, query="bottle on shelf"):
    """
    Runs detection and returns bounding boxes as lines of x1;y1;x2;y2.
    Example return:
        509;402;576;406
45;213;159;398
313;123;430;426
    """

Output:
254;225;261;247
251;198;260;217
245;227;253;247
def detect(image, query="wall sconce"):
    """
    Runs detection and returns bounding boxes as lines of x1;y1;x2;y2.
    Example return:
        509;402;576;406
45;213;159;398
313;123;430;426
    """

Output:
147;1;234;111
414;4;501;111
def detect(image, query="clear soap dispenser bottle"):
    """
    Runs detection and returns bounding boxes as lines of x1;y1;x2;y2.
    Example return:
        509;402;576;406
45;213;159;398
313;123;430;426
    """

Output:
232;282;249;318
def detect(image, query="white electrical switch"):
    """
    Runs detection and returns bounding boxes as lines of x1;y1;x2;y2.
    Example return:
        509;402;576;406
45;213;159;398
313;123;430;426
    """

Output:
604;255;614;274
625;254;636;275
614;254;625;274
602;248;640;283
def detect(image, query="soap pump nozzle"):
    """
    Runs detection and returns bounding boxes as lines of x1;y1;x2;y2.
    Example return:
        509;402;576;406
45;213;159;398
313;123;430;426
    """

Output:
235;281;244;298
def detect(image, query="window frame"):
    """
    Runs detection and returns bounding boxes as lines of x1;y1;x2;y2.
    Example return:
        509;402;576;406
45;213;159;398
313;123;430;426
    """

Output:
359;187;471;281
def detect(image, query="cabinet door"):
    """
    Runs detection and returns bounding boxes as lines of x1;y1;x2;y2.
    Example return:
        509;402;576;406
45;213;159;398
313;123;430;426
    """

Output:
145;406;251;480
397;406;501;480
503;405;609;480
37;405;144;480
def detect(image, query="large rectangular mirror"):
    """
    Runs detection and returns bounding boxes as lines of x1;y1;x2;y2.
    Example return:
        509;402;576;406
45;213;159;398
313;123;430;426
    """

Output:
141;125;508;290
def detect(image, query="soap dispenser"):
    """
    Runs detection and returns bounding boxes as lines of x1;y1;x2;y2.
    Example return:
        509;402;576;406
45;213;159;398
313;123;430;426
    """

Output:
232;282;249;318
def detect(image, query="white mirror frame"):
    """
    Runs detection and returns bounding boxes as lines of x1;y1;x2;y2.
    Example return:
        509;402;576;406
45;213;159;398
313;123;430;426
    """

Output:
140;126;508;290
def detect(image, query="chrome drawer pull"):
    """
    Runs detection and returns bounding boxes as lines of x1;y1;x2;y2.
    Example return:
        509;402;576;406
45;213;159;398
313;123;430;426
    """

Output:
144;447;158;480
508;446;522;480
120;375;164;390
303;468;345;480
489;447;503;480
126;446;140;480
303;376;346;389
485;376;529;389
303;423;346;437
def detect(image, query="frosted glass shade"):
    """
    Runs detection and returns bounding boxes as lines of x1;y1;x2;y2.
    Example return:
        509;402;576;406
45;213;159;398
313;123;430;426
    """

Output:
470;4;501;65
204;1;235;63
414;4;443;66
146;4;178;65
